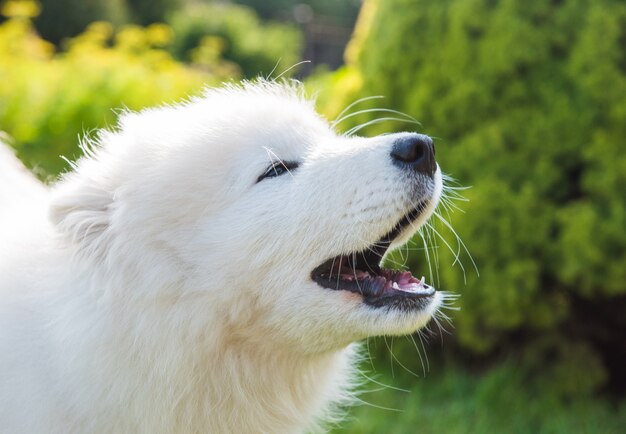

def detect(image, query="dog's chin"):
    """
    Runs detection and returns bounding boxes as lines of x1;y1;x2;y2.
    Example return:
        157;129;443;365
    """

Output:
311;198;437;313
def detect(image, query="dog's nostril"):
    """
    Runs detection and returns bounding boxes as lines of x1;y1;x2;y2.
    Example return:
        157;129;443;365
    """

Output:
392;139;425;163
390;135;436;177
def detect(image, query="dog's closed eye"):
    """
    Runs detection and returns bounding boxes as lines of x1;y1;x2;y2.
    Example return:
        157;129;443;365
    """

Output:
256;161;300;183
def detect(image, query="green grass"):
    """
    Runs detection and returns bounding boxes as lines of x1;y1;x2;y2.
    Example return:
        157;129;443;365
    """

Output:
332;361;626;434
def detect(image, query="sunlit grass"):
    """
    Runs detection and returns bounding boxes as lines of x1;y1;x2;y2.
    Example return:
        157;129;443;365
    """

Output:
334;360;626;434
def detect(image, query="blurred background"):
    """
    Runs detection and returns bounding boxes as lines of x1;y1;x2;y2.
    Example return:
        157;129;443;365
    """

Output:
1;0;625;432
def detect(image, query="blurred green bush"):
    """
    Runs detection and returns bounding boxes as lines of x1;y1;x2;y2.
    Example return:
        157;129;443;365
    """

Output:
32;0;181;44
126;0;182;26
34;0;130;45
0;2;225;176
316;0;626;391
24;0;302;81
333;356;626;434
167;2;302;78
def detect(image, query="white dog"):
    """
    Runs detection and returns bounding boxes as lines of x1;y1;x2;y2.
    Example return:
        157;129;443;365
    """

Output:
0;80;443;433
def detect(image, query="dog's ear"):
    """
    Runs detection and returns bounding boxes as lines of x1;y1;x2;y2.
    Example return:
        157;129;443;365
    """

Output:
49;177;113;255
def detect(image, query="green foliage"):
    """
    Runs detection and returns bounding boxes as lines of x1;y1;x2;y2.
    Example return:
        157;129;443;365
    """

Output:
167;3;302;78
126;0;181;25
317;0;626;372
34;0;129;44
333;356;626;434
0;10;224;176
31;0;181;44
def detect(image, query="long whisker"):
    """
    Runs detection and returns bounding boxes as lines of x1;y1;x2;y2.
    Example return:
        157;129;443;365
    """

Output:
383;337;395;378
417;227;435;284
425;223;441;287
331;96;385;127
416;330;431;372
334;108;421;128
265;57;282;79
345;117;421;136
350;397;403;412
434;210;479;276
357;370;411;393
388;336;421;378
274;60;311;80
407;333;427;377
426;221;467;283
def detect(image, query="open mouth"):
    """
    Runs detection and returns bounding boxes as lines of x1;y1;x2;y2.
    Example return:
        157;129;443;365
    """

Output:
311;202;435;309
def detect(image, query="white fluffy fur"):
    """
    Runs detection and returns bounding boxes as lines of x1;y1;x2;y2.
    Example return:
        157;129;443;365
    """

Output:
0;81;443;433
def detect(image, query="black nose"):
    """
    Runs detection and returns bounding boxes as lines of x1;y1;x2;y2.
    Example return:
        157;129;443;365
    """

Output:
390;134;436;177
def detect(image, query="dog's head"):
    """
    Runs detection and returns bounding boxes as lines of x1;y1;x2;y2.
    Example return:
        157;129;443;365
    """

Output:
50;80;443;352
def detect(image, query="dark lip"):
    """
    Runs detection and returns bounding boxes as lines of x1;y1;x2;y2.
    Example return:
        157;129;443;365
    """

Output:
311;201;435;309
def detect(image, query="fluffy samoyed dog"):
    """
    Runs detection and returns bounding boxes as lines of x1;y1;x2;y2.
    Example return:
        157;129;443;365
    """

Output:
0;80;444;433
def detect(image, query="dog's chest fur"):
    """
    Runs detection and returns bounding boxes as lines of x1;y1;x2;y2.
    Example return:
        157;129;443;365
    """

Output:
43;302;356;434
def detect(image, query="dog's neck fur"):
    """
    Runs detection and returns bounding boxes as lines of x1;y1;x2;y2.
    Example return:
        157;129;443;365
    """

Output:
47;265;356;434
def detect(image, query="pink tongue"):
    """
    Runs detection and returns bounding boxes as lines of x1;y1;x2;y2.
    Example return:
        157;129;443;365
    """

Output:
397;282;421;292
394;272;424;292
397;272;414;285
331;266;427;293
